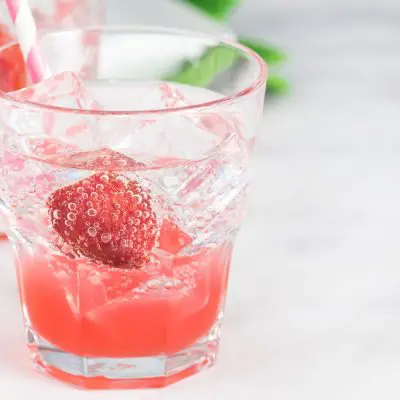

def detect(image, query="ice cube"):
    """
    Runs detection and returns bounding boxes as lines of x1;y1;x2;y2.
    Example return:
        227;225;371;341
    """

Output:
7;72;105;153
110;83;233;162
105;82;192;161
141;82;244;145
124;114;225;161
12;71;100;110
140;82;191;110
153;138;250;248
43;147;146;171
12;73;135;152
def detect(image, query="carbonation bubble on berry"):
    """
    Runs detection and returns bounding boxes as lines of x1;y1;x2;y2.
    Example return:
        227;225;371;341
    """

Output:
132;195;142;204
68;203;76;211
47;171;159;269
87;227;97;237
67;212;76;221
101;233;112;243
87;208;97;217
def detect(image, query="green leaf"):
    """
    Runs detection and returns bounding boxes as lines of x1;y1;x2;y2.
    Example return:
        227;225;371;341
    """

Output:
267;75;289;94
166;43;289;96
239;38;287;65
166;45;240;87
180;0;241;20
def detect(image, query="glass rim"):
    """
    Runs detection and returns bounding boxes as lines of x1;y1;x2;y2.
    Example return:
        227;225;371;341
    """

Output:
0;25;267;116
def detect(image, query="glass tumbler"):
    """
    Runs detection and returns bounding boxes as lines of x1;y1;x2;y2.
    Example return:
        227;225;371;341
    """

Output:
0;26;267;389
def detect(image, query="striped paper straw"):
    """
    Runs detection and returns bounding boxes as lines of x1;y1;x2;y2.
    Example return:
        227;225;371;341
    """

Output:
5;0;51;83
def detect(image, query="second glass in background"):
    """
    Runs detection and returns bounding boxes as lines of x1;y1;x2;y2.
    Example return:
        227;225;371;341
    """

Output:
0;0;106;237
0;0;106;30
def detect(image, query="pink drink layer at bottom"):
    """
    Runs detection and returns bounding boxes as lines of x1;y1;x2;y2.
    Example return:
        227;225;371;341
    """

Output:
22;240;231;357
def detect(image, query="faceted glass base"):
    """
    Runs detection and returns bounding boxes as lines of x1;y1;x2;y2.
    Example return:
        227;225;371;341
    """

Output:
27;324;221;389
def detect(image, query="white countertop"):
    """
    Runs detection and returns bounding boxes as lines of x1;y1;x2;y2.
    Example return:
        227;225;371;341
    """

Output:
2;0;400;398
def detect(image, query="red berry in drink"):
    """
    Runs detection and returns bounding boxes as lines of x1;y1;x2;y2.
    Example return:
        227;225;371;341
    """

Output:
47;172;158;268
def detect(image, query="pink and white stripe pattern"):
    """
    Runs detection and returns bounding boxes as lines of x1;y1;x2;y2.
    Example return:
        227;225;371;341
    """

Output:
5;0;51;83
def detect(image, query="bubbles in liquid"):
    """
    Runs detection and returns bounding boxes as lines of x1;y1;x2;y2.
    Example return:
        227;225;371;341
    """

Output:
132;195;142;204
82;193;89;199
100;174;109;183
96;184;104;191
91;192;99;200
87;227;97;237
67;212;76;221
87;208;97;217
68;203;77;211
101;233;112;243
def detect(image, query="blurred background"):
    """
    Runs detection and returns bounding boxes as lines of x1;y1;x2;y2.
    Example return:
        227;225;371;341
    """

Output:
1;0;400;398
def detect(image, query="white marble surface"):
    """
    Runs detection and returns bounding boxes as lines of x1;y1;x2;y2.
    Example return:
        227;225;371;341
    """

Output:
2;0;400;398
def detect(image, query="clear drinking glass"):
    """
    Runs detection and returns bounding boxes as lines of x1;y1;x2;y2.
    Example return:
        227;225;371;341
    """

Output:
0;27;266;389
